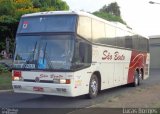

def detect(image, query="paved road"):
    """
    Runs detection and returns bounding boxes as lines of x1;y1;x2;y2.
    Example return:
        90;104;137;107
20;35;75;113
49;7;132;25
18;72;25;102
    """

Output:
0;69;159;113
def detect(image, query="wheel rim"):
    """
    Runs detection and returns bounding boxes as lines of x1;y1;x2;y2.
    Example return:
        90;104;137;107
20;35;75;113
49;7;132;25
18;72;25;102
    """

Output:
90;78;98;95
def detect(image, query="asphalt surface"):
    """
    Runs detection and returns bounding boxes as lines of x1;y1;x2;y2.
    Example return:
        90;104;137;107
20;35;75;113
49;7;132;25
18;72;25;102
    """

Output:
0;69;159;113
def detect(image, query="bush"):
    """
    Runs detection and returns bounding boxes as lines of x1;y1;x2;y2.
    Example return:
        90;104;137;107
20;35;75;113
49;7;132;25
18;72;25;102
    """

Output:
0;55;3;60
0;64;9;73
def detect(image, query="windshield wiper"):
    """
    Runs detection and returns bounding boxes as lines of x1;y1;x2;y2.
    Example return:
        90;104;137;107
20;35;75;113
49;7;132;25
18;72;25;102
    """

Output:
40;42;54;69
33;41;37;60
43;42;47;64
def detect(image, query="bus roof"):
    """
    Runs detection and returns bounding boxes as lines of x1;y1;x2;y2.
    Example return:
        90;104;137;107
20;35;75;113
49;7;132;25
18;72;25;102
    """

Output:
22;11;119;27
22;11;149;39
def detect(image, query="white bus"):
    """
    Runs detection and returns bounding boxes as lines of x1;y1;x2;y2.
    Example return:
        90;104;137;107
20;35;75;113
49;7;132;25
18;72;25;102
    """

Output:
12;11;150;98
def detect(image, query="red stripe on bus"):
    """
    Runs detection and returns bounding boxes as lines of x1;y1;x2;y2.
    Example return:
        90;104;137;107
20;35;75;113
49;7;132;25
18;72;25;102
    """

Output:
127;51;147;83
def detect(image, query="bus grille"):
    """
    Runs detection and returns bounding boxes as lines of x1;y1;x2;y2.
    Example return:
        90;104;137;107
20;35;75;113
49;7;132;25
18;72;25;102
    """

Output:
23;79;53;83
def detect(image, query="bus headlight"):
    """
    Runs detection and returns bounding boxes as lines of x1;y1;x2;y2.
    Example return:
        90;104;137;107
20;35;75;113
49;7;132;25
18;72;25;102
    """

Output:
53;79;70;84
13;77;23;81
13;77;20;81
60;79;66;84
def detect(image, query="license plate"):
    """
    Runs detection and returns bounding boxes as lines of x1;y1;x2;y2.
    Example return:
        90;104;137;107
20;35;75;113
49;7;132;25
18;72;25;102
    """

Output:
33;87;44;92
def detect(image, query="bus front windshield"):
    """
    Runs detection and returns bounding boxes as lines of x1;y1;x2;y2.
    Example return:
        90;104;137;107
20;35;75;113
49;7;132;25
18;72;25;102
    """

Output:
13;35;74;70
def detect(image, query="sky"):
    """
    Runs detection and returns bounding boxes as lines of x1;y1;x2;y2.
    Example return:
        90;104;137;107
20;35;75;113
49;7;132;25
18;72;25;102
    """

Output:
64;0;160;37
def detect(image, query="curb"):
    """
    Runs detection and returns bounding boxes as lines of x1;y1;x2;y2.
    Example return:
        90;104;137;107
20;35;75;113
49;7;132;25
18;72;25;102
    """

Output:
0;89;13;93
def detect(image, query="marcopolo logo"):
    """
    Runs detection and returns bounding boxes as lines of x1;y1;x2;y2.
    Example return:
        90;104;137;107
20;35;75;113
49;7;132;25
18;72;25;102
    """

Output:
35;77;40;82
23;21;28;29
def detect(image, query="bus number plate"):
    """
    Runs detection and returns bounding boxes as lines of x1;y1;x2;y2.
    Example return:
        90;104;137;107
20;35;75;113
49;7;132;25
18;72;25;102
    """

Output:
33;87;44;92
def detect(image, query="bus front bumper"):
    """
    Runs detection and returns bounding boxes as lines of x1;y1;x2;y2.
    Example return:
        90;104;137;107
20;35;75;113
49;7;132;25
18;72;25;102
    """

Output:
12;81;75;97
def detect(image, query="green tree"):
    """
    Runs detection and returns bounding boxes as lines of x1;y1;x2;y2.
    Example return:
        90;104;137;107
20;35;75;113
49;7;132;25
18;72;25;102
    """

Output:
0;0;15;16
100;2;121;17
93;11;126;24
0;0;69;54
32;0;42;8
32;0;69;11
0;0;39;53
93;2;126;25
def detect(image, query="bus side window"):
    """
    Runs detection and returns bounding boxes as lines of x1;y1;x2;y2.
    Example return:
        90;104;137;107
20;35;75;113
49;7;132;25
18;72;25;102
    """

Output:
125;36;133;49
79;42;92;64
79;42;85;62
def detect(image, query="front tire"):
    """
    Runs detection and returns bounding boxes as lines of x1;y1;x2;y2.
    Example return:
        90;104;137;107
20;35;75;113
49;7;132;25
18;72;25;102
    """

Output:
87;74;99;99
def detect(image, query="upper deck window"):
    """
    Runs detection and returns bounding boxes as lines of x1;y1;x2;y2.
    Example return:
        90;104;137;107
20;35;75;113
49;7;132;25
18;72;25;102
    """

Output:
17;15;77;33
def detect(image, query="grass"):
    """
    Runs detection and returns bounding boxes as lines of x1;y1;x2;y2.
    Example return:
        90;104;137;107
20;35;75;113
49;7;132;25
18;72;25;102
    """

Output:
0;72;12;90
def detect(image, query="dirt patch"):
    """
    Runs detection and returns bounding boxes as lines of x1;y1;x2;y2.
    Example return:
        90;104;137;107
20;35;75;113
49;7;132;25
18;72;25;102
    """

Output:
91;83;160;108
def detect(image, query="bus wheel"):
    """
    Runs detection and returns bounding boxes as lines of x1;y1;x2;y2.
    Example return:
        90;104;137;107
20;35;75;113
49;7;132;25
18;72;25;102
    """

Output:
87;74;99;99
138;70;143;85
132;71;140;87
